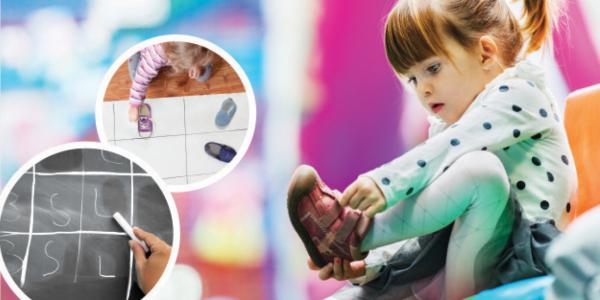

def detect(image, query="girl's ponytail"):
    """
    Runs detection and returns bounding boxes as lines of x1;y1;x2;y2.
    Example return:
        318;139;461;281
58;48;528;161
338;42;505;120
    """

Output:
521;0;556;54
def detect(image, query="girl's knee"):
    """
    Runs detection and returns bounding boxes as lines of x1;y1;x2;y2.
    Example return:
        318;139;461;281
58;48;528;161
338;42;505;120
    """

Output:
455;151;510;200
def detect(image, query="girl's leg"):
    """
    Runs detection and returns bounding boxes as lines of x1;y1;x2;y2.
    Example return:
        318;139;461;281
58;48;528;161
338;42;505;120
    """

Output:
361;151;513;299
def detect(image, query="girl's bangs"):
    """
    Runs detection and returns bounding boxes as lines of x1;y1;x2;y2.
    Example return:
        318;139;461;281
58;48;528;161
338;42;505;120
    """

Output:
384;0;450;75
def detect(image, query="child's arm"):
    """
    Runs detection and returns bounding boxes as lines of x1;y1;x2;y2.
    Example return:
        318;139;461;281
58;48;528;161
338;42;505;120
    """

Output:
364;78;557;208
129;45;167;107
129;226;171;294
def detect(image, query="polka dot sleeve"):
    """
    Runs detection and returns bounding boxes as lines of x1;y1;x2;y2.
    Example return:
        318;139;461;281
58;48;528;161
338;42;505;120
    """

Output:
364;78;557;208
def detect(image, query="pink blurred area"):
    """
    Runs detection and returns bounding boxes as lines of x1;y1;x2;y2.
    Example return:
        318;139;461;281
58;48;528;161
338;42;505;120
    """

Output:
301;0;405;191
172;157;268;300
552;0;600;90
297;0;405;296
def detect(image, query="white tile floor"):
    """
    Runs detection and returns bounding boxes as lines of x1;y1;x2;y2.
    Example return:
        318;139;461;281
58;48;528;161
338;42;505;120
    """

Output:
103;92;249;186
103;103;115;141
186;130;247;175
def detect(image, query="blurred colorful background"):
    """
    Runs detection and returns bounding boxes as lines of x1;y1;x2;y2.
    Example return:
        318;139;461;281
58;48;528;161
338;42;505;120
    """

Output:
1;0;599;299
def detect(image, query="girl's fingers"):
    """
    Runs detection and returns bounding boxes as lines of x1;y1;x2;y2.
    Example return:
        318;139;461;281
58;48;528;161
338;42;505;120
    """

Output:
133;227;165;253
342;260;353;276
349;193;365;209
332;258;343;280
340;183;358;207
129;240;147;268
349;260;366;274
357;197;373;212
318;263;333;280
364;203;384;218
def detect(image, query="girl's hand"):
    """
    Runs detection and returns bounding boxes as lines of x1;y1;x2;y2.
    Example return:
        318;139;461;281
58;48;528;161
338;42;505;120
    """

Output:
339;176;386;217
128;105;139;122
129;227;172;294
307;258;366;281
188;65;200;79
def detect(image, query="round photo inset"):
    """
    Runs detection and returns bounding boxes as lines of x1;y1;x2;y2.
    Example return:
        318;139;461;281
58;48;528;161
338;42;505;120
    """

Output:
0;142;179;300
96;34;256;192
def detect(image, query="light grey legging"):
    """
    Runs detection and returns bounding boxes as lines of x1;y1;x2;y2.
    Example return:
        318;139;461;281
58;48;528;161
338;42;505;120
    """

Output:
360;151;514;300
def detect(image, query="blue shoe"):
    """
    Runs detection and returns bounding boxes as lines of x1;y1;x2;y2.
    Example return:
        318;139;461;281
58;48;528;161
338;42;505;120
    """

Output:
204;142;236;163
196;64;213;82
215;97;237;128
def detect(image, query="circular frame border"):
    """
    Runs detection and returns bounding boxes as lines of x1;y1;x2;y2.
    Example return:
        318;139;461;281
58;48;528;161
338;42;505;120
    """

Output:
95;34;257;193
0;141;181;300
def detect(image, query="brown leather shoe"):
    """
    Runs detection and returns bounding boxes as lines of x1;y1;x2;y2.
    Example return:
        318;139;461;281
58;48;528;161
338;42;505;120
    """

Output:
287;165;372;268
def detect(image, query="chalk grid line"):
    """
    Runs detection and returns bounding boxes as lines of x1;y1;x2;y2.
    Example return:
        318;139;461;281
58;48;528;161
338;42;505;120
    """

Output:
13;158;137;299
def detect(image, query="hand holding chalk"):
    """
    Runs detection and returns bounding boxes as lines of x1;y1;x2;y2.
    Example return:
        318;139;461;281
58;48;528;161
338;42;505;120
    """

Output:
128;226;172;294
113;212;149;253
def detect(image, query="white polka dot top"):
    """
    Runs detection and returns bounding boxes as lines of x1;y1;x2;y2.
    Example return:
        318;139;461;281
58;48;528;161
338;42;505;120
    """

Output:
365;60;578;227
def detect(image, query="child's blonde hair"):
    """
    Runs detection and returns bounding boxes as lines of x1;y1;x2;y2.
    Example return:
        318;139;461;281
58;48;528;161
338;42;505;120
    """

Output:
384;0;560;75
163;42;214;75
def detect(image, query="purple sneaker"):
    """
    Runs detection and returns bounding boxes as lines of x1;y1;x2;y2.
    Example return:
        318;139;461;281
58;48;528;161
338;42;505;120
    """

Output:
138;103;153;138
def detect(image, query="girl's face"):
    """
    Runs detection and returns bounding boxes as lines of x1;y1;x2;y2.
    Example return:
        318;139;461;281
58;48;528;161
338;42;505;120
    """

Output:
404;40;494;124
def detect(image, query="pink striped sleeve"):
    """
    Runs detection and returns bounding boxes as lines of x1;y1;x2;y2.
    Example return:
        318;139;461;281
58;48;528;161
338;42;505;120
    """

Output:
128;44;168;106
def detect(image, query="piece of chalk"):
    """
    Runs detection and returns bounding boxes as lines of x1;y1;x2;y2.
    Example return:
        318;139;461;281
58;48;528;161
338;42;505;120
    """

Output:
113;212;149;253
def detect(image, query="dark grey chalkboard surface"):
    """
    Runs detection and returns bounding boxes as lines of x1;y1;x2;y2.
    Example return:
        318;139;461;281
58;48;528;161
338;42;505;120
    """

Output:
0;148;174;299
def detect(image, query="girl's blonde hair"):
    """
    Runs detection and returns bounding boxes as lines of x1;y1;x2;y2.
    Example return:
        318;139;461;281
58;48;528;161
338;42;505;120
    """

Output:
384;0;559;75
163;42;214;74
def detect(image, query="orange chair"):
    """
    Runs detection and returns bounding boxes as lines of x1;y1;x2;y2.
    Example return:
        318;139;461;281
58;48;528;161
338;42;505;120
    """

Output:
564;84;600;222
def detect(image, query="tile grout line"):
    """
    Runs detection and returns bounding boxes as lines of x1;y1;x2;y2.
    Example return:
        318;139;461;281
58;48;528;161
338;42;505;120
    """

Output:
163;172;217;180
112;95;247;180
110;93;245;104
183;97;189;184
109;128;248;142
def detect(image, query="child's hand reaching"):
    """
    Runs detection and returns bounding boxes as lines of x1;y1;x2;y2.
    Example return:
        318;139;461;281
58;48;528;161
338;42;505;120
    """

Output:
188;65;201;79
128;105;139;122
308;258;366;281
339;176;386;217
129;227;172;294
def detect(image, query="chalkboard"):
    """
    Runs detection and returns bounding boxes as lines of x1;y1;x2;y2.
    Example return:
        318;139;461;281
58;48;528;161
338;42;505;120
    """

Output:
0;148;174;299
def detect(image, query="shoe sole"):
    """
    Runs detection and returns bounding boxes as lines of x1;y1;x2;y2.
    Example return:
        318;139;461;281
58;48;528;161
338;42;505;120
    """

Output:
287;165;329;268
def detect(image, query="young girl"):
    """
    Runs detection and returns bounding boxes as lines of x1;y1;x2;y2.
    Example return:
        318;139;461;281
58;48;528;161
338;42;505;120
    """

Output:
287;0;577;299
127;42;214;123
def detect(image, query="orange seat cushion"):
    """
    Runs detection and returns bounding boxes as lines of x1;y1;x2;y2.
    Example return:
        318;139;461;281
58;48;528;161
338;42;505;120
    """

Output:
564;84;600;221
